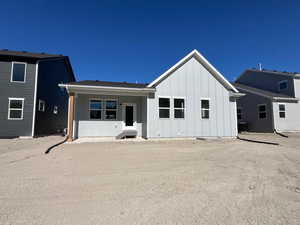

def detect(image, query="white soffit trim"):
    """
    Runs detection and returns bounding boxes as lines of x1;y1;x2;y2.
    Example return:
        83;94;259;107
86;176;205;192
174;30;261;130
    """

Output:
147;49;239;93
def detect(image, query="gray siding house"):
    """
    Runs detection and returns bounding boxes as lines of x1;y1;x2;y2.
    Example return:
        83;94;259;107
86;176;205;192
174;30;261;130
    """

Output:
234;69;300;132
0;50;75;137
61;50;243;141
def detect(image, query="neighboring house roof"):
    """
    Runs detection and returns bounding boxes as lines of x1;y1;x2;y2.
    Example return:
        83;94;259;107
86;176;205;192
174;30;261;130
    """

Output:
67;80;149;89
0;49;63;59
236;69;300;81
0;49;76;82
147;49;239;93
233;82;298;101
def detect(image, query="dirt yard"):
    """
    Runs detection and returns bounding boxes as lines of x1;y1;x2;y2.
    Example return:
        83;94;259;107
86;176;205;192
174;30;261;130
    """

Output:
0;134;299;225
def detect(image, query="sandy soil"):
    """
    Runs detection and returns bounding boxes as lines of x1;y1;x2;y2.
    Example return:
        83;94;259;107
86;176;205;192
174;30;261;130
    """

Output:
0;134;299;225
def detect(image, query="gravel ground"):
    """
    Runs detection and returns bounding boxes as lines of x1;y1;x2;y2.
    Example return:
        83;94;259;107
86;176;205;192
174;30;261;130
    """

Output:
0;134;299;225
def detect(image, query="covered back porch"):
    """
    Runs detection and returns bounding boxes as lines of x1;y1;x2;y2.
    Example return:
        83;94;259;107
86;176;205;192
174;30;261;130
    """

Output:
61;81;155;142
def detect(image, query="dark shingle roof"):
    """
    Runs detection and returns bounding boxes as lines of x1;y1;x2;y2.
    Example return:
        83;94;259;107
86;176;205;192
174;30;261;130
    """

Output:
0;49;64;59
232;82;295;99
244;69;300;77
67;80;149;89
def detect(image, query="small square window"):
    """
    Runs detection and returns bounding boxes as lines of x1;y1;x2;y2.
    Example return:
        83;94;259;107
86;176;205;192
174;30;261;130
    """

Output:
279;104;286;118
278;80;288;91
258;104;267;119
159;109;170;118
11;62;26;82
38;100;45;112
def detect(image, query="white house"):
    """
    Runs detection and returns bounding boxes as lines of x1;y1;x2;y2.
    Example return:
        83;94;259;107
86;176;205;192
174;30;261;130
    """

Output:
60;50;243;141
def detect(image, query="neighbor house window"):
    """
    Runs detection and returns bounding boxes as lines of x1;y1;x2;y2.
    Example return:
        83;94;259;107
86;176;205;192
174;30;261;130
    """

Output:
53;106;58;114
237;107;242;120
174;98;185;119
8;98;24;120
278;80;288;91
201;99;210;119
159;98;170;118
279;104;286;118
38;100;45;112
105;100;117;120
89;99;102;119
258;104;267;119
11;62;26;82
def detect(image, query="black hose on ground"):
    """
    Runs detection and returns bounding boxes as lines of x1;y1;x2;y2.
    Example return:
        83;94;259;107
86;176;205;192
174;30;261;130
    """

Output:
45;136;68;154
274;129;289;138
237;136;279;146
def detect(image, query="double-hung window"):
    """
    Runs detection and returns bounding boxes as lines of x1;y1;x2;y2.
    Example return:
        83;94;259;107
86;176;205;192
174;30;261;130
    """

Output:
105;100;117;120
11;62;26;82
174;98;185;119
201;99;210;119
258;104;267;119
8;98;24;120
237;107;242;120
279;104;286;118
159;98;170;118
89;100;102;119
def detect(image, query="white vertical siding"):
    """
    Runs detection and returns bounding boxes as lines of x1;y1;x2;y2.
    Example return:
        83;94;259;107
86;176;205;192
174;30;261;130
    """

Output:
273;102;300;132
147;57;237;138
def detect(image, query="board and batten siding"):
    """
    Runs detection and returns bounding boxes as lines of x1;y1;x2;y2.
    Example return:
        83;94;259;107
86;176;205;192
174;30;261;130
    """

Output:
147;57;238;138
0;61;36;137
273;101;300;132
74;94;147;138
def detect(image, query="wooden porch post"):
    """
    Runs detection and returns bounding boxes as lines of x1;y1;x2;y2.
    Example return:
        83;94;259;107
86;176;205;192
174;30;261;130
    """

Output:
67;93;75;142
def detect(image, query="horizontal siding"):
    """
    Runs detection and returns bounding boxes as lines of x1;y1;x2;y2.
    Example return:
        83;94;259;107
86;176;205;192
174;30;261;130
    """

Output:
147;57;237;138
0;61;36;137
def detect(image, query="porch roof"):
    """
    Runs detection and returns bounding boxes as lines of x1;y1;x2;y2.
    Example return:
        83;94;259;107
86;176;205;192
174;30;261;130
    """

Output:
59;80;156;96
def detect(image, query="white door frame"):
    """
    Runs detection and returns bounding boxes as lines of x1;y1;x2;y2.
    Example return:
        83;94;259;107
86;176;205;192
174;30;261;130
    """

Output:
122;103;137;130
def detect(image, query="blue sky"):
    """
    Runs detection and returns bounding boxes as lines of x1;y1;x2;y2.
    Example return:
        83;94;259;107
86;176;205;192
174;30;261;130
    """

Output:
1;0;299;83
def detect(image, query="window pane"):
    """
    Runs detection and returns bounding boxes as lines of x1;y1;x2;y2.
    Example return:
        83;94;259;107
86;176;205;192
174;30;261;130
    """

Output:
279;81;287;90
174;109;184;118
159;109;169;118
90;110;101;119
105;110;117;119
159;98;170;107
259;105;266;112
202;110;209;119
259;112;266;118
174;99;184;108
279;112;285;118
9;110;22;119
106;101;117;109
90;100;102;110
201;100;209;109
12;63;25;82
237;114;242;120
10;100;23;109
279;104;285;111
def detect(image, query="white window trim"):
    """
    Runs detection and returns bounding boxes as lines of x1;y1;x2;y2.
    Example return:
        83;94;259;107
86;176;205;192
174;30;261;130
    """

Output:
8;97;24;120
158;96;171;119
201;98;210;119
104;99;118;121
89;98;118;121
278;80;288;91
278;103;286;118
10;62;27;83
38;100;46;112
258;104;267;119
237;107;243;120
173;97;185;119
89;98;103;120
